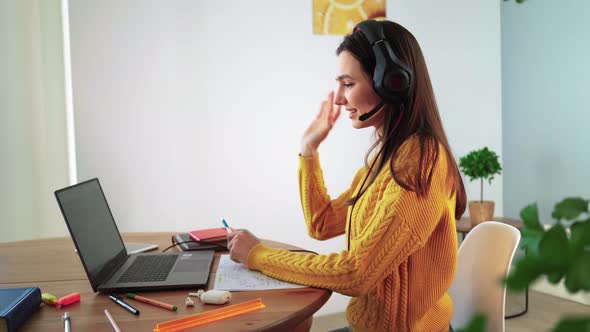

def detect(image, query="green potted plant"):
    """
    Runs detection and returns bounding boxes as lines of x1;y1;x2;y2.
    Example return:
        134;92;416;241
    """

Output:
505;197;590;331
459;147;502;225
458;197;590;332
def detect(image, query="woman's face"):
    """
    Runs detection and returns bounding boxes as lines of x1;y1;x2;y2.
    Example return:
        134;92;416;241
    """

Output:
334;51;384;130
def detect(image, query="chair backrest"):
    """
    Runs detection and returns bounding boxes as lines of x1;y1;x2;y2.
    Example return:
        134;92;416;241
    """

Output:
449;221;521;332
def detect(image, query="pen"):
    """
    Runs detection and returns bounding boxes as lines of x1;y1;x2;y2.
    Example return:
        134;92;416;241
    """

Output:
109;293;140;315
126;293;177;311
221;218;232;234
104;309;121;332
62;312;71;332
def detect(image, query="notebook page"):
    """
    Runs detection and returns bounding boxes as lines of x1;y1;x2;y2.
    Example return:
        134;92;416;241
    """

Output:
213;255;305;291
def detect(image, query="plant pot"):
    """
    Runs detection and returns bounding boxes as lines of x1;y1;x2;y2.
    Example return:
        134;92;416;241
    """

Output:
468;201;495;226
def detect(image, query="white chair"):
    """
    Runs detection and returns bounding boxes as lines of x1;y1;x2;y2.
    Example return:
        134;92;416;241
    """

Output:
449;221;521;332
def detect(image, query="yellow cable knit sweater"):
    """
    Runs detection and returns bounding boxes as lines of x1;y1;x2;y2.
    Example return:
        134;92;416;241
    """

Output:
247;138;458;332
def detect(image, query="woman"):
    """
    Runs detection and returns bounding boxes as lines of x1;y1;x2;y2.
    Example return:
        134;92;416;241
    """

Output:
228;20;466;332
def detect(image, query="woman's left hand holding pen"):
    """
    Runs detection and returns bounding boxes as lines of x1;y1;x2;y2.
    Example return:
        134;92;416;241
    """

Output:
227;230;260;264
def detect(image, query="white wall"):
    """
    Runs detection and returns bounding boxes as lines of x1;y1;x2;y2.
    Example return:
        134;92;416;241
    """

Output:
501;0;590;305
0;0;70;242
501;0;590;227
68;0;502;315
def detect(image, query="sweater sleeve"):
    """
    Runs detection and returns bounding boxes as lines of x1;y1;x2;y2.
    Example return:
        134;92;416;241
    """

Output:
298;154;365;240
249;150;451;297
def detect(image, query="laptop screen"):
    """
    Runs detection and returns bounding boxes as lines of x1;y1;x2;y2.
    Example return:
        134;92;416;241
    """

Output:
55;178;127;290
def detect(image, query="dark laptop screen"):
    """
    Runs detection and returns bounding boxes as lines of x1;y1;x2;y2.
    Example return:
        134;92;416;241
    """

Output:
55;179;126;289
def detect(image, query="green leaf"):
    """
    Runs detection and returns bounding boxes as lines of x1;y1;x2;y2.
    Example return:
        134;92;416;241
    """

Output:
552;197;588;221
551;316;590;332
570;219;590;254
519;203;545;255
505;255;545;291
520;227;543;256
454;313;487;332
521;203;543;231
564;251;590;293
539;223;569;268
546;271;566;284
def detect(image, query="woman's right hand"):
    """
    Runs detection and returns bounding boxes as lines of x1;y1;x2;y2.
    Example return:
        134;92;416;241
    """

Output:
300;91;341;157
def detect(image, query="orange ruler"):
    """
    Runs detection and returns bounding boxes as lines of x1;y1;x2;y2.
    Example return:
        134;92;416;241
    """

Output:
153;298;266;332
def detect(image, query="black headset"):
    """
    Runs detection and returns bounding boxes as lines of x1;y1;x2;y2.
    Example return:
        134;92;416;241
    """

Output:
354;20;414;104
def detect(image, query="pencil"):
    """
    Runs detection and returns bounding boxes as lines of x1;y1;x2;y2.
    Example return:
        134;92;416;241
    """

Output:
104;309;121;332
126;293;177;311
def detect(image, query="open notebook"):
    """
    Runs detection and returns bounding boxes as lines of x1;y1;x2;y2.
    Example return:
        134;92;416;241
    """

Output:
213;255;305;291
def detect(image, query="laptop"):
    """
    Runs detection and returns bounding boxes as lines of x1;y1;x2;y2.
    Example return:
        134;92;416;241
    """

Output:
54;178;214;293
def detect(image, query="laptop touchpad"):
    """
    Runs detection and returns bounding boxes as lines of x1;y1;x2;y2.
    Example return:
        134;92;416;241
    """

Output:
174;259;210;273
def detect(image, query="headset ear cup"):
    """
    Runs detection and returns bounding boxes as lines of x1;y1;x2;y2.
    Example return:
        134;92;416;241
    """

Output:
383;69;410;94
374;66;411;103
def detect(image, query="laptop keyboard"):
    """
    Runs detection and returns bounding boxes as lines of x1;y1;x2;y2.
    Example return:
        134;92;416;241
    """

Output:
117;255;177;283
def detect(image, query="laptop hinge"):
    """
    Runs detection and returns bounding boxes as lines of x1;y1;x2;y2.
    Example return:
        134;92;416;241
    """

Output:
96;250;130;289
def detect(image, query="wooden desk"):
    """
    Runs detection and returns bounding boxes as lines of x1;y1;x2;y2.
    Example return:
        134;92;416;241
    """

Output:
457;217;523;239
0;233;331;331
457;217;527;319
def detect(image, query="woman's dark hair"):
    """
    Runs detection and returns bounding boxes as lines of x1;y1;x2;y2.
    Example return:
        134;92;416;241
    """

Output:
337;20;466;220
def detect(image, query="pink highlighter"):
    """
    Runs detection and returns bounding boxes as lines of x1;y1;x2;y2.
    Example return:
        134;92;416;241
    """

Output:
56;292;81;308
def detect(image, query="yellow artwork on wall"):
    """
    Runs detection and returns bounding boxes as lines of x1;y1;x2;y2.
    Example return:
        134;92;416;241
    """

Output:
313;0;387;35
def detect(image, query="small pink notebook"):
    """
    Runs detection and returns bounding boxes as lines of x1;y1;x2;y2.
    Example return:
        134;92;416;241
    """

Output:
188;227;234;242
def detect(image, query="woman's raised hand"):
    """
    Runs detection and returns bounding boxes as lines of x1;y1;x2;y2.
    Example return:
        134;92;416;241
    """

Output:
300;91;341;157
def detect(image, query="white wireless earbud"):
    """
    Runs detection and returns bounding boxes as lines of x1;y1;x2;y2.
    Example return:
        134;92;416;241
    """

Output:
194;289;231;305
185;297;195;307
